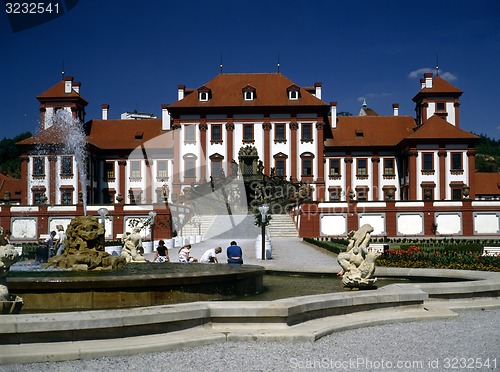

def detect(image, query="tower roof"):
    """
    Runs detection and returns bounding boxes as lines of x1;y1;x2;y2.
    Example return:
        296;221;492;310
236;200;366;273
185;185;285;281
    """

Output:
412;75;462;102
405;115;479;141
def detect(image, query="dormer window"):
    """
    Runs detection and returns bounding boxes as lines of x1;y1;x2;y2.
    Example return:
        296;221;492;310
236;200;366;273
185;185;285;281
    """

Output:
242;85;256;101
287;85;300;100
198;86;211;102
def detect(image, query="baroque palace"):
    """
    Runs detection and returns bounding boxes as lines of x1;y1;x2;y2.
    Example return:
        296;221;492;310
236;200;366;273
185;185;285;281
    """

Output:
1;71;499;240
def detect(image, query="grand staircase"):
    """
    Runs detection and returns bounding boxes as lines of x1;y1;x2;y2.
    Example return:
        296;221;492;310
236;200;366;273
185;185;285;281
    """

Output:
268;214;299;238
182;214;299;240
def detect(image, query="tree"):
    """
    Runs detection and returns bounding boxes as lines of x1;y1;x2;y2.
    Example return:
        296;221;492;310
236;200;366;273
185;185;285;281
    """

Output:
475;134;500;173
0;132;32;178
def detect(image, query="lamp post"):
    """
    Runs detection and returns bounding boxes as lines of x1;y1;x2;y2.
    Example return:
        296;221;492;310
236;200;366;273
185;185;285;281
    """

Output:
98;207;109;238
178;213;185;237
258;204;269;260
149;210;157;248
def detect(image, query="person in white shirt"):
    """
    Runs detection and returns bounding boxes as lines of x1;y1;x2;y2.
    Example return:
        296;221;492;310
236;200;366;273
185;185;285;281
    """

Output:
55;225;66;256
178;244;198;263
199;247;222;263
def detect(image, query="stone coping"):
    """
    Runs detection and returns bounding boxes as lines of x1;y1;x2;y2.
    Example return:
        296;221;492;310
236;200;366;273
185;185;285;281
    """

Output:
1;267;500;364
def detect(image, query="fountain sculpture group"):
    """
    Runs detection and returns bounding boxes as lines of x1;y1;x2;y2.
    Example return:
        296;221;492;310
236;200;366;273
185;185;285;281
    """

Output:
337;223;381;288
0;244;23;314
46;216;126;270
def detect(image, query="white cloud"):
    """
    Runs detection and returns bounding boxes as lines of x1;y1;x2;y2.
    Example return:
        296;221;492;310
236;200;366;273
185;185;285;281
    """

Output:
439;71;458;82
408;67;458;82
408;68;433;78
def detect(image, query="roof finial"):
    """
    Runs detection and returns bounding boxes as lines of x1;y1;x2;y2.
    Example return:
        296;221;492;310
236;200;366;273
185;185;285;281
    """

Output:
435;54;439;76
277;52;280;74
61;59;65;80
220;53;223;74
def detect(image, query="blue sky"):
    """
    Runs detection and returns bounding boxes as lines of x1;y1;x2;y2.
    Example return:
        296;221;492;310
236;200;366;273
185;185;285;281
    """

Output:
1;0;500;139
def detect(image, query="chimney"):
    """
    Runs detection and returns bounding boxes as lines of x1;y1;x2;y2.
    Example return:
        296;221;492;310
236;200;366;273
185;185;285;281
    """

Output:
314;82;322;99
101;104;109;120
177;85;185;101
420;78;425;89
424;73;433;89
330;102;337;129
392;103;399;116
64;76;73;94
162;104;171;130
72;82;81;94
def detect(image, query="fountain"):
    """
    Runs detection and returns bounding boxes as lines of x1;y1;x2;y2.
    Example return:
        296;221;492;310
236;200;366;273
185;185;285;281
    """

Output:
0;244;23;314
50;110;89;214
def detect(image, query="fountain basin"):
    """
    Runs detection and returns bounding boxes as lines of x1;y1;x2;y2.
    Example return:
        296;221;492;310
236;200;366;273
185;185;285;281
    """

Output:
7;263;265;311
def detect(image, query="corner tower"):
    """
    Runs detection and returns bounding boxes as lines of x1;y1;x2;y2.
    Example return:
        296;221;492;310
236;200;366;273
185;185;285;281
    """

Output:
412;73;463;127
36;76;88;131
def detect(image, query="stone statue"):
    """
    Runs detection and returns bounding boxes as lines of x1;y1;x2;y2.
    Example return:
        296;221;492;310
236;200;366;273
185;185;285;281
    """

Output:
257;160;264;174
121;227;146;263
162;183;169;202
45;216;126;270
0;244;23;313
337;224;380;288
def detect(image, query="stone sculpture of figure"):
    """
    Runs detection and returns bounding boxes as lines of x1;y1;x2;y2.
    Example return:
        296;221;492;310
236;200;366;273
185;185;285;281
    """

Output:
121;227;146;263
0;244;19;301
257;160;264;174
162;183;169;202
337;224;380;288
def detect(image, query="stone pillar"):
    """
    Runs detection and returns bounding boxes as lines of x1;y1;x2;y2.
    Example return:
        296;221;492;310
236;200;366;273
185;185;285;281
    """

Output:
20;156;29;204
145;159;152;203
344;157;353;200
48;155;57;204
263;120;271;175
454;101;461;128
199;122;208;181
408;149;418;200
371;156;380;201
118;159;126;203
467;149;476;199
226;119;234;165
289;120;298;182
172;120;181;196
315;121;325;201
438;148;447;200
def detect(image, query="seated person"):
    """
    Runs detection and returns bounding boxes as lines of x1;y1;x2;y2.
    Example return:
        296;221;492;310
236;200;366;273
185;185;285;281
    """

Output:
154;240;170;263
226;241;243;265
200;246;222;263
178;244;198;263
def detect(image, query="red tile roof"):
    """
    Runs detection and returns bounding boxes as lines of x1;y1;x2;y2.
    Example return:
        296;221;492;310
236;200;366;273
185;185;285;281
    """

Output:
405;115;479;140
36;80;88;105
168;73;327;109
86;119;170;150
17;119;171;151
325;116;416;147
412;75;462;101
475;172;500;196
16;125;67;145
